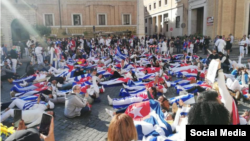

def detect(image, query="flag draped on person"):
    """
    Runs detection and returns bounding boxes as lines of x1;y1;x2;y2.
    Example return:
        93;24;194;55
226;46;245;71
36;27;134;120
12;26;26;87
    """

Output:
125;100;173;140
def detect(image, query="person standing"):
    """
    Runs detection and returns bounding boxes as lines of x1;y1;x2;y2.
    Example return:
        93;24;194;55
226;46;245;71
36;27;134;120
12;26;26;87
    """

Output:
1;44;8;61
169;38;174;55
225;36;232;55
35;43;43;65
215;36;226;53
10;46;18;73
18;41;25;59
239;35;247;58
203;36;210;55
174;37;181;53
162;39;168;55
230;34;234;52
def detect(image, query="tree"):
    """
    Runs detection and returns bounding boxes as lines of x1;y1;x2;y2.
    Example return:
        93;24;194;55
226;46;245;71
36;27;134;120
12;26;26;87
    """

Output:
32;25;51;36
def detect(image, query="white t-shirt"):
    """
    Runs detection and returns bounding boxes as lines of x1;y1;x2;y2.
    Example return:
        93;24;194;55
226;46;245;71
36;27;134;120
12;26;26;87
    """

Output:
35;46;43;55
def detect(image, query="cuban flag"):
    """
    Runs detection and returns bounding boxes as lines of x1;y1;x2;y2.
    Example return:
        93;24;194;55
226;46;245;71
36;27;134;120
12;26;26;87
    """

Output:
116;47;128;60
125;100;172;140
13;74;37;84
112;93;148;109
169;94;195;105
11;82;46;93
15;86;49;98
22;101;47;110
100;78;131;87
119;88;147;97
11;94;40;101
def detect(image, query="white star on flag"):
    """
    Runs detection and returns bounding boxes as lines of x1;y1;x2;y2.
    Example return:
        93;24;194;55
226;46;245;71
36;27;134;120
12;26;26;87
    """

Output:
151;68;155;71
190;68;195;72
129;106;143;118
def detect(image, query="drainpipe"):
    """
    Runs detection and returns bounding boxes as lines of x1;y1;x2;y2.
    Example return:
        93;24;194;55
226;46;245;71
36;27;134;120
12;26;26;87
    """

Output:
58;0;62;29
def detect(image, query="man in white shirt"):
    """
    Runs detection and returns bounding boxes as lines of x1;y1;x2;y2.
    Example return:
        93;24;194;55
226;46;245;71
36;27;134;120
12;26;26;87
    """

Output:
215;36;226;53
35;43;43;64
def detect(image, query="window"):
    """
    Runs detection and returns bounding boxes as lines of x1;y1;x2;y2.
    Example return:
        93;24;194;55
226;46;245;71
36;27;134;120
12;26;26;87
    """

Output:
123;14;130;25
166;23;168;32
155;25;157;32
149;5;151;10
164;13;168;23
73;14;81;25
145;27;147;33
176;16;180;28
154;3;156;9
44;14;53;26
145;19;147;23
98;14;106;25
159;0;161;7
165;0;168;5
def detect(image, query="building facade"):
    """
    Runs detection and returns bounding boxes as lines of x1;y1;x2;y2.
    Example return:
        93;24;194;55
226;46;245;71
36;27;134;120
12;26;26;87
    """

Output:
1;0;145;46
144;0;188;37
145;0;250;40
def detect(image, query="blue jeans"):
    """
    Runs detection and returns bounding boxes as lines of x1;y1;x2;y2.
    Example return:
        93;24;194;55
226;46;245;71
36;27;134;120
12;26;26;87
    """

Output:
80;106;91;114
177;45;181;53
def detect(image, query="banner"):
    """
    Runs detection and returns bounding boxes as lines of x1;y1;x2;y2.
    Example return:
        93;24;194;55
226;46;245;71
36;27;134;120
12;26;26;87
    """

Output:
207;17;214;26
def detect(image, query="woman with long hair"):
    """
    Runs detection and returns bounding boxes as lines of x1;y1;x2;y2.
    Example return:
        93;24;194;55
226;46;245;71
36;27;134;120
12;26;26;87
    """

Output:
108;113;137;141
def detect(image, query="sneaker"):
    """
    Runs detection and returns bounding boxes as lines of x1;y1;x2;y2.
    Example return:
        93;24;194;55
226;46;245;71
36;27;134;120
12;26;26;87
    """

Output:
122;83;126;88
107;95;113;105
102;86;105;92
105;108;114;118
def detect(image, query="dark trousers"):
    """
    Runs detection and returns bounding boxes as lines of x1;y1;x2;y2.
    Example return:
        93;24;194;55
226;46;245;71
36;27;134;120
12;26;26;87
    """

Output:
116;106;128;114
177;45;181;53
204;45;208;54
1;102;11;110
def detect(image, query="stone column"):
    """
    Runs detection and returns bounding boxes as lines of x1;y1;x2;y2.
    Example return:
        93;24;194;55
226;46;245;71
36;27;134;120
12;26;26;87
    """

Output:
136;0;145;38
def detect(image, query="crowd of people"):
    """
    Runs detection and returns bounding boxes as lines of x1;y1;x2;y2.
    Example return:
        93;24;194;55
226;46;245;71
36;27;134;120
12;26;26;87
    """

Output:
1;33;250;141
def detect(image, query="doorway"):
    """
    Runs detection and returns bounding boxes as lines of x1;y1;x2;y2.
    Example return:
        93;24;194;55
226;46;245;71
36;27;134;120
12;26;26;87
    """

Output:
11;19;30;45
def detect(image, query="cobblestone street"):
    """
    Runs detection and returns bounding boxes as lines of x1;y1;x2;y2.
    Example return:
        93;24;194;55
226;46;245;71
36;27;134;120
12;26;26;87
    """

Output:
1;48;250;140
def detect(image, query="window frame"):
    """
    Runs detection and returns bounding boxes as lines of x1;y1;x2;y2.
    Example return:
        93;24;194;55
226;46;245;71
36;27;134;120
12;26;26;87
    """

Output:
71;13;82;26
43;13;55;26
122;14;131;25
165;0;168;5
97;13;107;25
149;4;151;10
145;27;147;33
159;0;161;7
154;2;156;9
176;16;180;28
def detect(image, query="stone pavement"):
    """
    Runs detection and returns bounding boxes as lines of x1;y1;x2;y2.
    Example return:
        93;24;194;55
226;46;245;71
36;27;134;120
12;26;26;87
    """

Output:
1;48;250;140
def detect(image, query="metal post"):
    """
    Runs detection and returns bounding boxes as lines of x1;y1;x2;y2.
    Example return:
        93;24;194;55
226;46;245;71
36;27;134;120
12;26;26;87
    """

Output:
58;0;62;29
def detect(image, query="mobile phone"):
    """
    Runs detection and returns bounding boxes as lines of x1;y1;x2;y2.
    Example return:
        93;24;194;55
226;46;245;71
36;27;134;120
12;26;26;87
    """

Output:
14;109;22;128
39;113;52;136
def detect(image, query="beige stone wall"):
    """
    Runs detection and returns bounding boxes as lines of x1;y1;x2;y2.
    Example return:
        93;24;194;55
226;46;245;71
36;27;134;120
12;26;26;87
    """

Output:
35;0;137;26
1;0;141;46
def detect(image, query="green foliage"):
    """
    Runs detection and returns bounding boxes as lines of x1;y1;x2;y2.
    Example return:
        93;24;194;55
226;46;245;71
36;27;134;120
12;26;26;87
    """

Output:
33;25;51;36
83;31;88;36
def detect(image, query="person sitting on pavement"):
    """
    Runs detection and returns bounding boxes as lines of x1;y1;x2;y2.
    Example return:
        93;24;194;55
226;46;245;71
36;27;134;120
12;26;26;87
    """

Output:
1;61;19;83
64;85;91;118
